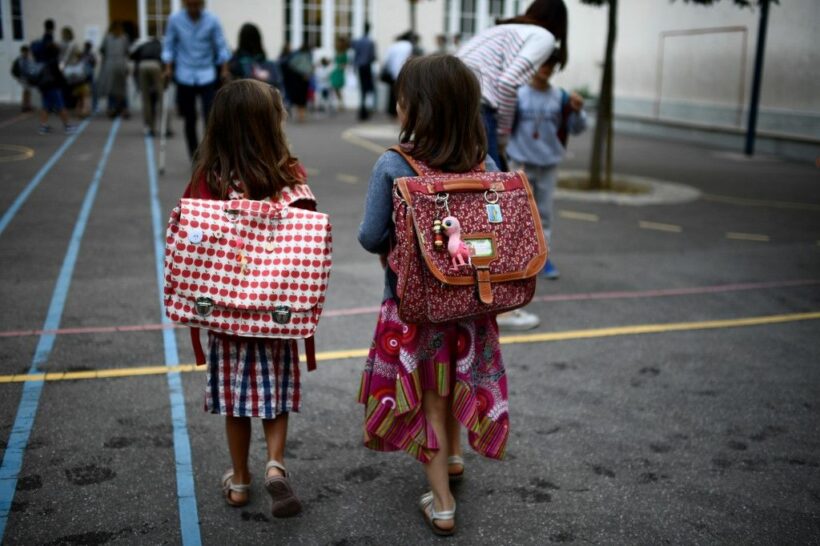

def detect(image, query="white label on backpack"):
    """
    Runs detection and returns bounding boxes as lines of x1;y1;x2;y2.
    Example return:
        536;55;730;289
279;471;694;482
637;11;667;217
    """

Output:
465;238;494;258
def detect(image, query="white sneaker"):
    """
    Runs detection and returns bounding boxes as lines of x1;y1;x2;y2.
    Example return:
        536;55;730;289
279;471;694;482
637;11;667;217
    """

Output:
496;309;540;332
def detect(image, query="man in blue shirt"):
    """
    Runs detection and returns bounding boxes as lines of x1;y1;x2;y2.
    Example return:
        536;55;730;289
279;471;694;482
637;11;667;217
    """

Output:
162;0;230;158
351;22;376;121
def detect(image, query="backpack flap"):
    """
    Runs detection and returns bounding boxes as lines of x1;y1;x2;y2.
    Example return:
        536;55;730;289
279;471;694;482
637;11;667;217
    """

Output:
165;197;332;338
395;172;547;301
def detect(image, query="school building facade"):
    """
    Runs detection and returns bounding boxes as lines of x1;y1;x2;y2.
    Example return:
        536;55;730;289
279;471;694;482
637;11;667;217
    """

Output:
1;0;817;156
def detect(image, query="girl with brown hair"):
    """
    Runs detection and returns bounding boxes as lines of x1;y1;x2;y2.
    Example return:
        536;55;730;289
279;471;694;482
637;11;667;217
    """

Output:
357;54;506;537
182;79;315;517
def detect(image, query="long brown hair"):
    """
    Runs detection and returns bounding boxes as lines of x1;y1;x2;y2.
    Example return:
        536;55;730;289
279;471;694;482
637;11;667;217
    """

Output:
395;54;486;173
499;0;568;68
192;79;303;200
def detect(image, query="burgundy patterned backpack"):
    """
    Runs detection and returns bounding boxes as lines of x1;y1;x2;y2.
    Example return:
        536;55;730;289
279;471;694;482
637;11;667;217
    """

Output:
164;183;332;370
388;146;547;323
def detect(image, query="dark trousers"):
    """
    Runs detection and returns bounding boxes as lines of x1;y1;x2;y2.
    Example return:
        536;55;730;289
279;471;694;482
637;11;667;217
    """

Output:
357;65;374;120
176;82;216;158
481;104;507;171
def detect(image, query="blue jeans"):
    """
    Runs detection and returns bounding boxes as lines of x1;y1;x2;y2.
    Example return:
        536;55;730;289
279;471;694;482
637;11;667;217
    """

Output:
509;160;557;248
481;105;502;169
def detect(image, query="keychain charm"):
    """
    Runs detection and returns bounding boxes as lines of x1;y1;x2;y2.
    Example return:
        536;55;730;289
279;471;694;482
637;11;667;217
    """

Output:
432;219;445;250
484;189;503;223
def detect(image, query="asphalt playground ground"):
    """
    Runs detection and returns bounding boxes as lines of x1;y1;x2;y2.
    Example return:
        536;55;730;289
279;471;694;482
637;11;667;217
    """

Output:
0;104;818;545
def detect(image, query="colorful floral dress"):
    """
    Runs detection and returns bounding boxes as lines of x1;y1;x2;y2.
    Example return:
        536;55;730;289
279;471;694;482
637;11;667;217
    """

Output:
357;150;509;462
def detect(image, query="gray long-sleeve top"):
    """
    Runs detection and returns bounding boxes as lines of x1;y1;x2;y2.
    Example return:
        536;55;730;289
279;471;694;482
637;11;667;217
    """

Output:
357;150;498;301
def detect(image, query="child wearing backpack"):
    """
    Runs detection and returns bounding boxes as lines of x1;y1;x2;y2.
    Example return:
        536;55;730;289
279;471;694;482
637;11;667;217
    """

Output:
179;79;319;518
357;54;508;537
507;50;587;281
36;42;76;135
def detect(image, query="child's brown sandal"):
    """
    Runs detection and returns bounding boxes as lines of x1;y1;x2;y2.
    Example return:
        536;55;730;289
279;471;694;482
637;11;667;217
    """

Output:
220;470;251;507
447;455;465;483
419;491;456;536
265;460;303;517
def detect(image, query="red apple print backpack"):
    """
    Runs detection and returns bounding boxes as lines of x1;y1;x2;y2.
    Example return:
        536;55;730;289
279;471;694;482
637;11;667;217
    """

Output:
164;183;332;370
387;146;547;324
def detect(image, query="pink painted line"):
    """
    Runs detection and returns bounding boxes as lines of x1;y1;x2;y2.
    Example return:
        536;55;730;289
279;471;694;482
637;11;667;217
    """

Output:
0;112;32;129
531;279;820;303
1;279;818;339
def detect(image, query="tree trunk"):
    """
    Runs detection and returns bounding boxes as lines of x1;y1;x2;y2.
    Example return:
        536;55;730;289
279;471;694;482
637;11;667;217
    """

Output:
588;0;618;190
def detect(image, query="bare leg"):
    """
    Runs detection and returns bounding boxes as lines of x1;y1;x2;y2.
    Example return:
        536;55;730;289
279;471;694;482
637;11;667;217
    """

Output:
262;414;289;478
446;410;464;476
421;390;455;531
39;109;48;125
58;109;70;125
225;416;251;503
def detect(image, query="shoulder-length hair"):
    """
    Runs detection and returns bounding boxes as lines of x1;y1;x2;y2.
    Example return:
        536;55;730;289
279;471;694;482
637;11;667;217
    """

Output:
192;79;303;200
499;0;568;68
238;23;266;58
395;54;486;173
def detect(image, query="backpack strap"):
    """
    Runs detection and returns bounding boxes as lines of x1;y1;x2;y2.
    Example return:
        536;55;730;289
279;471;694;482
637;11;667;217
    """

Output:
191;327;206;366
304;336;317;371
388;145;486;175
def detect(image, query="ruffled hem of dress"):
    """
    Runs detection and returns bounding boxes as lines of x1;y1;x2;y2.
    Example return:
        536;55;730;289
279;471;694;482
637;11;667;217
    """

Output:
358;365;508;463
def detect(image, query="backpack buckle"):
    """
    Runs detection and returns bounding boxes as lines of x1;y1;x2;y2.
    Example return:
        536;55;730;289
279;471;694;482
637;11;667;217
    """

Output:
272;305;292;324
195;297;215;317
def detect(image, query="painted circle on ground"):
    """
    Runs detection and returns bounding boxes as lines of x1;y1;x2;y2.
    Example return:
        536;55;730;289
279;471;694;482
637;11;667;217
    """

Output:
0;144;34;163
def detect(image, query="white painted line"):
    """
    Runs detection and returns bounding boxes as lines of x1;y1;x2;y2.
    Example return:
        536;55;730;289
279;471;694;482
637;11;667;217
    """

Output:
337;173;360;184
726;232;770;242
639;220;682;233
559;210;599;222
341;129;387;154
305;167;320;176
703;194;820;212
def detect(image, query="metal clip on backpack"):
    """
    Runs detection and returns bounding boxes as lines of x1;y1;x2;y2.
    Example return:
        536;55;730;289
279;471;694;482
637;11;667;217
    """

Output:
164;184;332;370
388;146;547;323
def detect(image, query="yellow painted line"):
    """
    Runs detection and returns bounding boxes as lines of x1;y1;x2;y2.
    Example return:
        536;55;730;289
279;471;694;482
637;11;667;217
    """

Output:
703;194;820;212
341;130;387;154
1;312;818;385
726;232;770;242
304;167;320;176
559;210;599;222
639;220;682;233
0;144;35;163
337;173;360;184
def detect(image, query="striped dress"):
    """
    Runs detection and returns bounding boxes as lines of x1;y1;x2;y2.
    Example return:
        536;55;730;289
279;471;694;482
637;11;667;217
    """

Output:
457;24;556;136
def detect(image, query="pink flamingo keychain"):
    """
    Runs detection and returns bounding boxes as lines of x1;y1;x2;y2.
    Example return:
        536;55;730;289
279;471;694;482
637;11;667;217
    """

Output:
442;216;472;268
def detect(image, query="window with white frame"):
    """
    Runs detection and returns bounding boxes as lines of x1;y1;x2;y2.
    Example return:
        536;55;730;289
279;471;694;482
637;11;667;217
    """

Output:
303;0;323;48
146;0;171;37
489;0;505;23
460;0;478;39
11;0;24;40
335;0;353;43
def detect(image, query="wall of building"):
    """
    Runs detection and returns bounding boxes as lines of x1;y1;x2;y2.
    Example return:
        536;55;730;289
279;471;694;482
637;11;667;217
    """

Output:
23;0;109;47
553;0;820;139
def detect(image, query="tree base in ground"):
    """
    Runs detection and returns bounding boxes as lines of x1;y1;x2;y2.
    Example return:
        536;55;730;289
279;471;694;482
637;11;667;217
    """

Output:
558;175;650;195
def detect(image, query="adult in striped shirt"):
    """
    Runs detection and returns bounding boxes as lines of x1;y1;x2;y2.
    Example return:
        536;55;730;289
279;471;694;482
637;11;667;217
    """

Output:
457;0;568;171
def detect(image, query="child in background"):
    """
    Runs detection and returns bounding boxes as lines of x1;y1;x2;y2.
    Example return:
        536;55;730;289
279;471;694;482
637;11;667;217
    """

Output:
507;50;587;281
10;45;34;112
36;42;76;135
314;57;333;113
181;80;315;518
358;55;507;537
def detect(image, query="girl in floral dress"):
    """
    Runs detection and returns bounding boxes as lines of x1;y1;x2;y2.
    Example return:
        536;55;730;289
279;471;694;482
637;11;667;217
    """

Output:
357;54;509;536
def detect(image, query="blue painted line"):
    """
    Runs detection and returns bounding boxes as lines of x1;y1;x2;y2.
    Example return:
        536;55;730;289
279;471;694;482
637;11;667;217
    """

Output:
0;118;119;540
0;119;90;237
144;135;202;546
